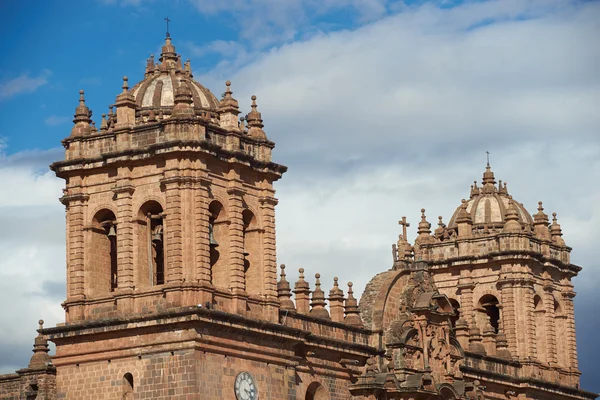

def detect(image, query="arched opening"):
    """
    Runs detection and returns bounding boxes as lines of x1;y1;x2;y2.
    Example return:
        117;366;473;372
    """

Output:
533;294;547;362
242;209;261;295
478;294;500;333
122;373;134;399
209;200;228;288
440;385;458;400
305;382;328;400
449;298;461;328
89;209;117;295
138;201;165;287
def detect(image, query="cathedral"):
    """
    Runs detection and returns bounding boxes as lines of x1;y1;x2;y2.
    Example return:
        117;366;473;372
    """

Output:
0;35;597;400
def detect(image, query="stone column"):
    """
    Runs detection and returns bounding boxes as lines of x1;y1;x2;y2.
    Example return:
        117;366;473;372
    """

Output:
161;175;184;284
227;185;247;293
194;174;212;285
512;277;535;360
227;169;248;314
61;192;89;300
259;190;279;322
259;191;278;298
543;284;557;365
112;181;135;289
456;281;475;327
497;277;518;357
562;290;578;370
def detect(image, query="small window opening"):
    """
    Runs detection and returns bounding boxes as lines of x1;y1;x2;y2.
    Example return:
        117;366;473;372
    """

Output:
449;298;461;328
479;294;500;333
123;373;134;399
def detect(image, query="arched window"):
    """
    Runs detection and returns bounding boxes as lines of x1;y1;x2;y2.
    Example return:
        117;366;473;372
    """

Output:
89;209;117;295
138;201;165;287
242;209;261;295
305;382;328;400
449;298;461;328
209;200;228;287
122;373;134;399
533;294;546;362
478;294;500;333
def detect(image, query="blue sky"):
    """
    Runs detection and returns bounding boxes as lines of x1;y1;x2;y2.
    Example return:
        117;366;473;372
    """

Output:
1;0;599;394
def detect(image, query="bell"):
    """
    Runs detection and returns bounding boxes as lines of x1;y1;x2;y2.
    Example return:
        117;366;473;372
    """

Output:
209;231;219;247
107;225;117;238
152;231;163;243
209;223;219;247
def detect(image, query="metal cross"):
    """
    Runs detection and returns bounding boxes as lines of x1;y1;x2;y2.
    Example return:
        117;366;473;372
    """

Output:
164;17;171;38
398;216;410;239
486;150;490;167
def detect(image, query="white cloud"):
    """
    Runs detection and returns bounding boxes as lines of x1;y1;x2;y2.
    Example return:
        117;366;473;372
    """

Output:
189;0;391;48
0;70;51;101
0;148;65;374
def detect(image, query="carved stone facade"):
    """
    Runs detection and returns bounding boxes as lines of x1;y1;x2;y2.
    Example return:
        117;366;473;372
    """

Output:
0;36;597;400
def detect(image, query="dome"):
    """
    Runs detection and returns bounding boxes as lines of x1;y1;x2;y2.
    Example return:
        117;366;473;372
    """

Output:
127;37;220;115
447;165;533;231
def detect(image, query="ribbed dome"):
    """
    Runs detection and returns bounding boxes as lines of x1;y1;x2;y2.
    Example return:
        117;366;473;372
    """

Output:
127;37;220;115
448;165;533;230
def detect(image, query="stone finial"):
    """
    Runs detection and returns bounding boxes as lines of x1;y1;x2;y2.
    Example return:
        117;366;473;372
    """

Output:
145;54;155;76
184;59;192;76
99;113;108;131
310;273;330;320
503;200;522;233
470;181;480;198
176;54;183;71
71;90;92;136
468;323;486;355
246;95;267;140
27;320;52;370
277;264;295;311
434;216;448;240
344;282;363;327
495;330;512;360
533;201;550;239
172;78;194;118
456;199;472;238
219;80;241;130
550;212;565;246
328;277;345;323
481;163;496;192
121;76;129;93
417;209;431;235
159;36;178;66
293;268;311;314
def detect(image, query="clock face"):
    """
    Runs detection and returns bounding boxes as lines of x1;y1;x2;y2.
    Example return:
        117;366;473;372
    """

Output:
234;372;258;400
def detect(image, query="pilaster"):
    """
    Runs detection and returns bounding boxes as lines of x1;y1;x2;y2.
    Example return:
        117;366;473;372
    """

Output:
497;277;518;357
195;174;212;285
227;181;247;294
562;290;578;370
259;192;278;298
160;174;184;284
60;191;89;301
543;283;557;364
456;280;475;324
112;181;135;289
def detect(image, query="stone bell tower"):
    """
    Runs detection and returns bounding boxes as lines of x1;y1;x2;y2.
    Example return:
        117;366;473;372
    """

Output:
393;163;583;388
51;35;287;324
